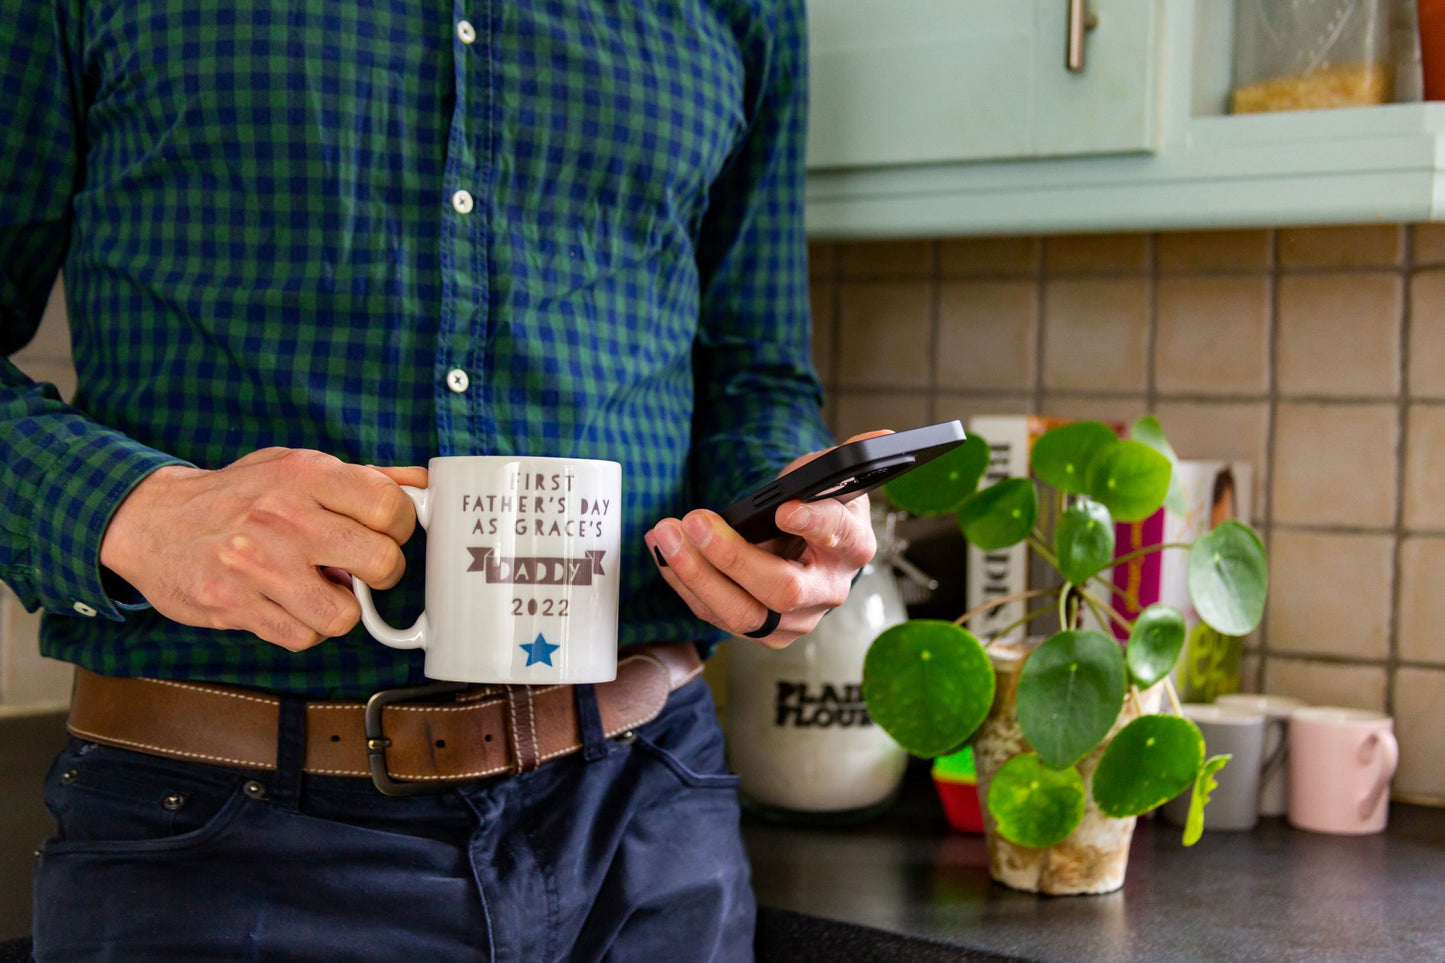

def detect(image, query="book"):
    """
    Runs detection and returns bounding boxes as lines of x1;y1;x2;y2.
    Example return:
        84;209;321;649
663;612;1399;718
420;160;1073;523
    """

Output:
1109;461;1253;701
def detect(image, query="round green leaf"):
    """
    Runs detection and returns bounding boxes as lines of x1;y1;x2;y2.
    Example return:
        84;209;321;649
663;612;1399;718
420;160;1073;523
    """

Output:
1130;415;1188;516
1030;421;1119;495
1126;604;1187;688
1054;497;1115;586
1187;520;1269;636
1092;715;1205;818
862;620;995;758
1015;630;1126;770
985;753;1086;848
1084;439;1172;523
883;432;991;516
956;478;1038;551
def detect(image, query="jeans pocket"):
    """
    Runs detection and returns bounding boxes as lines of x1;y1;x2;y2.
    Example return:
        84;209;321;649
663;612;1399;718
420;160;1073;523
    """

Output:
41;740;249;856
629;681;739;791
632;734;740;791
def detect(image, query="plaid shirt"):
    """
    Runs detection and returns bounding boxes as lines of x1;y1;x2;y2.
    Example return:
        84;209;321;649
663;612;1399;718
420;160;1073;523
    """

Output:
0;0;829;697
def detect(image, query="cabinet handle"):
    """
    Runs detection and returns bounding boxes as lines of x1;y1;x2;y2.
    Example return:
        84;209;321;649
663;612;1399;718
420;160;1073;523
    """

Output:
1066;0;1100;73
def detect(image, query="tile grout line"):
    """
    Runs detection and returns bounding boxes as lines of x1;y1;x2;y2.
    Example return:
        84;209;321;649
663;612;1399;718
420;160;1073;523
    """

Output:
925;241;941;423
1387;229;1414;718
917;387;1437;405
822;248;843;431
1031;237;1045;414
1145;233;1158;413
1258;228;1280;691
1265;650;1445;671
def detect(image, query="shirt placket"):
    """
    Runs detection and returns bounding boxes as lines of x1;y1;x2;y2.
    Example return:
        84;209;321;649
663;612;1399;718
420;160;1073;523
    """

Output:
437;0;493;455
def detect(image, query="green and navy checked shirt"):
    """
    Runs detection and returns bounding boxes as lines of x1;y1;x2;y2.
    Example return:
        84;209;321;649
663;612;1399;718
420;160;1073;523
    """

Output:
0;0;830;697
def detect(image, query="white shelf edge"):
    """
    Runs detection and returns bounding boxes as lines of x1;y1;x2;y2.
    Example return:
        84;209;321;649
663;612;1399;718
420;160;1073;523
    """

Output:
805;103;1445;239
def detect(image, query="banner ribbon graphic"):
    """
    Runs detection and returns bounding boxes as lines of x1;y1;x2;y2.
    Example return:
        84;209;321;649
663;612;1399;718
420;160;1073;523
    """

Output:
466;547;607;585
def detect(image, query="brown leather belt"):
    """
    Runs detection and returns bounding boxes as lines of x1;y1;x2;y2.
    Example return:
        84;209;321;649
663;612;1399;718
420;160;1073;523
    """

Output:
67;642;704;796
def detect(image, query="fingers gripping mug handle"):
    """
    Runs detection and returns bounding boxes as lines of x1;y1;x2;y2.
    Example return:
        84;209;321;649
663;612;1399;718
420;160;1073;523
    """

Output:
351;485;430;650
1358;730;1400;822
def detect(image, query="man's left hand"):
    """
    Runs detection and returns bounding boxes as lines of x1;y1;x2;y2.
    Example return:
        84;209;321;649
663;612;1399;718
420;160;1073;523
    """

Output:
645;431;886;647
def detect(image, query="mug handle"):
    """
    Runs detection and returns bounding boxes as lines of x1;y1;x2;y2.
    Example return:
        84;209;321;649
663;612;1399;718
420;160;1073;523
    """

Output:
351;485;430;650
1259;716;1289;785
1357;730;1400;822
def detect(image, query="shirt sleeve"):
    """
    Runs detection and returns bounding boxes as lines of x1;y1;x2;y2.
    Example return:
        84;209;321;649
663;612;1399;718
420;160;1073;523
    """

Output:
1;0;188;620
690;0;833;511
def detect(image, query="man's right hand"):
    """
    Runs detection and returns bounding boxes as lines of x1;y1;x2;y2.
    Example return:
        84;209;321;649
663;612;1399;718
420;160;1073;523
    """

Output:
98;448;426;651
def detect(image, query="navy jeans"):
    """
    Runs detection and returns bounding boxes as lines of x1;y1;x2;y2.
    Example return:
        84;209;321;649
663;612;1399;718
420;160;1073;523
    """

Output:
31;678;754;962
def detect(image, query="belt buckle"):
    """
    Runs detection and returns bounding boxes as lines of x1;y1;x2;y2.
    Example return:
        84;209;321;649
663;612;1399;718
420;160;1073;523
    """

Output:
364;681;469;796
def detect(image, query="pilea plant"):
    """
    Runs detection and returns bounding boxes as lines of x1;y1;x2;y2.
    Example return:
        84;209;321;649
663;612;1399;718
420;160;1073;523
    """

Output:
861;417;1269;848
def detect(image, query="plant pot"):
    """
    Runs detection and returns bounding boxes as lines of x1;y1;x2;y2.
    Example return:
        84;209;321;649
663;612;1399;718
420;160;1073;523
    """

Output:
972;638;1162;896
931;747;984;833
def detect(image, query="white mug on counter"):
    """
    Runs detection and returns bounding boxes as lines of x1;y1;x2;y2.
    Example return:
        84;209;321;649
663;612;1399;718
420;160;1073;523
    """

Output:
1161;703;1266;832
1215;693;1306;817
352;455;623;684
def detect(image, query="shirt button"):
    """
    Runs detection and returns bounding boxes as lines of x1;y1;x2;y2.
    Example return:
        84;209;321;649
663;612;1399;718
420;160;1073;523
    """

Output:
457;20;476;44
72;601;98;618
452;189;474;215
446;369;470;393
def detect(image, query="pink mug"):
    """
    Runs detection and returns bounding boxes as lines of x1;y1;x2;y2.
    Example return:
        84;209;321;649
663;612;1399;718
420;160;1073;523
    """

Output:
1287;707;1398;835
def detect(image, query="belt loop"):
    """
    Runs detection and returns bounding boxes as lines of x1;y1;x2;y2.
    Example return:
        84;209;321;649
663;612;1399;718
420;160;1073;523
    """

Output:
575;684;609;762
272;694;308;811
505;686;541;774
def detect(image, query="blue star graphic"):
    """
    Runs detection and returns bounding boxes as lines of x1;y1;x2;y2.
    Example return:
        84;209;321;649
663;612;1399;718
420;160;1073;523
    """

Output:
519;633;560;667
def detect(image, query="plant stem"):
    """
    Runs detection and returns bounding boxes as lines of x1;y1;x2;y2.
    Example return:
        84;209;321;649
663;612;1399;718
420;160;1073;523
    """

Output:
1109;541;1194;570
1028;536;1060;569
1076;586;1135;636
953;588;1058;627
986;605;1056;642
1081;594;1114;637
1087;574;1143;615
1165;676;1185;717
1058;585;1071;634
1130;684;1144;717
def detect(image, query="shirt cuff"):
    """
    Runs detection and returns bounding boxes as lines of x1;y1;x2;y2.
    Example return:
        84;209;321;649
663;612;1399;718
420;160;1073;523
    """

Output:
29;436;189;622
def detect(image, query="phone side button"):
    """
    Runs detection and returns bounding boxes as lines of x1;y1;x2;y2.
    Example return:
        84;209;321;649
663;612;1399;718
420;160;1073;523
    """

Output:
751;483;782;507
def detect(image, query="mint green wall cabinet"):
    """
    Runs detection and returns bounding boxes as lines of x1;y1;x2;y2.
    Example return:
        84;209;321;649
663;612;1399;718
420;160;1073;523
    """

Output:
804;0;1445;238
806;0;1162;168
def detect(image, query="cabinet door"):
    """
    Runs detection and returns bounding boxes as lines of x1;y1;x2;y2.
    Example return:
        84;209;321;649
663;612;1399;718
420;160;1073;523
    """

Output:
805;0;1163;170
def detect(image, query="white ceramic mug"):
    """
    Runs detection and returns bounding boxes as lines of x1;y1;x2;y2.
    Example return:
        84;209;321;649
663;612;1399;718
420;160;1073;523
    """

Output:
1288;707;1398;835
1161;703;1266;832
1216;693;1307;816
352;455;622;684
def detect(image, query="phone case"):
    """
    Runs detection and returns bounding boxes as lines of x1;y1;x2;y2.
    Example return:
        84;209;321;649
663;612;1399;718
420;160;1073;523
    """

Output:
720;420;966;542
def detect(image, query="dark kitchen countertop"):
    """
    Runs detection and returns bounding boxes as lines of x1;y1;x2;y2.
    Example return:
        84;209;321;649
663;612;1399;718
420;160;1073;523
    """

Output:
742;764;1445;963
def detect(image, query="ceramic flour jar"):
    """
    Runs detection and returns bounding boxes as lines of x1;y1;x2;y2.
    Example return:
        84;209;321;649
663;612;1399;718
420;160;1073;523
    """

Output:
724;510;909;823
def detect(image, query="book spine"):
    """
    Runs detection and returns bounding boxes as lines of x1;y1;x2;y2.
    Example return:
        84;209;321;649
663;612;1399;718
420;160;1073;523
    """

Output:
965;416;1031;641
1110;508;1166;641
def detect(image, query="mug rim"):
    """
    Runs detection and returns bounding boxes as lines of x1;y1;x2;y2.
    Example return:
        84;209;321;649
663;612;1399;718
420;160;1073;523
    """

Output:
1179;702;1265;725
1215;693;1307;714
426;455;623;469
1289;706;1391;726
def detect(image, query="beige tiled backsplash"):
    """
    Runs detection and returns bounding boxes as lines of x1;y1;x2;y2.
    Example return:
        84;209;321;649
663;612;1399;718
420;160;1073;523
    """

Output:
7;227;1445;805
813;224;1445;804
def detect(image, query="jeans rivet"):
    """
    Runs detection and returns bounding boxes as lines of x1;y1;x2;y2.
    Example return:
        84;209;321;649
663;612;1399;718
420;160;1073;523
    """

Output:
162;793;185;811
242;780;267;800
616;730;637;745
59;769;78;786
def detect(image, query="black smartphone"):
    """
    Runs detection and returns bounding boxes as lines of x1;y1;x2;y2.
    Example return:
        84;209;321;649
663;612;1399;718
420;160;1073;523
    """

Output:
719;420;967;543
